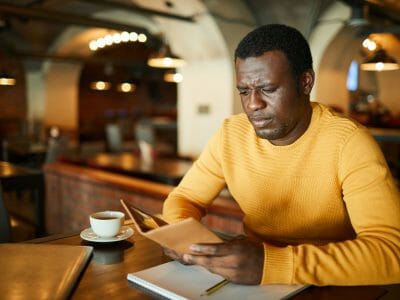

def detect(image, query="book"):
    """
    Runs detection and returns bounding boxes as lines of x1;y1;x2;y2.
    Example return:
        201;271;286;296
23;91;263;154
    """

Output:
120;199;223;253
127;261;309;300
0;243;93;300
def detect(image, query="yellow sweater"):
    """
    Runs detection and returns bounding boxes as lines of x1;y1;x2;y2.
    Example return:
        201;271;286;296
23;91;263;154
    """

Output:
163;102;400;286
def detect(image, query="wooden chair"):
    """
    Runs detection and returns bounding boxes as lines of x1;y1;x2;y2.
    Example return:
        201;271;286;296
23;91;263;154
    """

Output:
0;185;11;242
105;123;123;153
0;162;45;240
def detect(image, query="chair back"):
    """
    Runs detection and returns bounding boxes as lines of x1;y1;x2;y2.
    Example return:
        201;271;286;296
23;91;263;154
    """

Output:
134;122;154;145
105;124;123;153
45;136;68;163
0;185;11;243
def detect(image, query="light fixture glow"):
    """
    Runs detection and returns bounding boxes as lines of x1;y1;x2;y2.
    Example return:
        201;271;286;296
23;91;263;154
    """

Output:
0;77;16;86
112;33;122;44
88;31;147;51
164;71;183;83
361;49;399;72
104;34;113;45
129;32;138;42
117;82;136;93
121;31;130;42
89;40;98;51
90;81;111;91
362;38;377;51
97;38;105;48
148;44;186;68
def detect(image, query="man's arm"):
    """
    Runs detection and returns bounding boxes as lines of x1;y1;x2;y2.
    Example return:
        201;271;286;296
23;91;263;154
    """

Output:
164;124;400;286
182;128;400;286
163;128;226;223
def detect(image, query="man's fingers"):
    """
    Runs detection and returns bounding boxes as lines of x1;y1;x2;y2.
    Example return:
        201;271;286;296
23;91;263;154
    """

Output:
189;239;250;256
183;238;264;285
189;242;232;255
182;254;245;283
183;253;241;269
163;247;193;265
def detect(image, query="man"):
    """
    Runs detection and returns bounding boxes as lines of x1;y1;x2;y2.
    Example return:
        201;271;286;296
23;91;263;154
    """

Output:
162;24;400;286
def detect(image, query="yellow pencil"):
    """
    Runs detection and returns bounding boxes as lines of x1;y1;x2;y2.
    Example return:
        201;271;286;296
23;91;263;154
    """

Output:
200;279;229;296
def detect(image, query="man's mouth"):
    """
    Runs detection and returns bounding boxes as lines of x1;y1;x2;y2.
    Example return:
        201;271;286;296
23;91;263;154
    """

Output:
250;117;272;128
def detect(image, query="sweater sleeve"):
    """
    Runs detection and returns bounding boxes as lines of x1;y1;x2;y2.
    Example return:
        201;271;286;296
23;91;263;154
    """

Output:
163;127;226;224
261;128;400;285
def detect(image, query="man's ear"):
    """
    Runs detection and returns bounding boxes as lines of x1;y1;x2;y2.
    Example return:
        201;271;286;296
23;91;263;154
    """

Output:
301;69;314;96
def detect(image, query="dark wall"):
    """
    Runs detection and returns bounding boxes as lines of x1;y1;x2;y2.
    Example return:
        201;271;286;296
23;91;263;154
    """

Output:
0;51;27;138
78;43;177;142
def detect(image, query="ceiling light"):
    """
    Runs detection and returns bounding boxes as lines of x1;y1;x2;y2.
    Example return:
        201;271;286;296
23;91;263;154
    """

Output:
129;32;138;42
88;31;147;51
362;38;377;51
361;49;399;71
117;82;136;93
0;73;16;86
138;33;147;43
164;71;183;83
90;80;111;91
121;31;130;42
148;45;185;68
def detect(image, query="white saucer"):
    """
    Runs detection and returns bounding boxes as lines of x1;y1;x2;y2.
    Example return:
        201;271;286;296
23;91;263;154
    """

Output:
80;226;134;243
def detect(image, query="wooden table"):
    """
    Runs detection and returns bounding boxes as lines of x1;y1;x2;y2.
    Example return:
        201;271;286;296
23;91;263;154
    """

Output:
30;227;169;299
28;228;400;300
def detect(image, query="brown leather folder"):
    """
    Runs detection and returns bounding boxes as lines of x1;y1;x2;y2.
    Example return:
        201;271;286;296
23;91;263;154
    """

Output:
120;199;222;253
0;243;93;300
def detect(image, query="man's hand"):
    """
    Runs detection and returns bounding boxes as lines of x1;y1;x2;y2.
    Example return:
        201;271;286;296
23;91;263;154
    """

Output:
162;247;193;265
182;237;264;285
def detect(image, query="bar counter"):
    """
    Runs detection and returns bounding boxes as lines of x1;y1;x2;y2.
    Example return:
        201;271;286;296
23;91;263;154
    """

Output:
62;152;193;185
43;162;243;236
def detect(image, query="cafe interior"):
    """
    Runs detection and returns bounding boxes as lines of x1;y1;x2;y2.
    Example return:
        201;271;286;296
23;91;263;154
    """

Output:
0;0;399;244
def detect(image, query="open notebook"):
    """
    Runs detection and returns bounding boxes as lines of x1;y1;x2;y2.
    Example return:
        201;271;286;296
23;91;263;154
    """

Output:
0;243;93;300
128;261;308;300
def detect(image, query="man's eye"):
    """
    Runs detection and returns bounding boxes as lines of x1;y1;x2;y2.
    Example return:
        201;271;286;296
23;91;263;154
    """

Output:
261;88;275;95
239;90;249;96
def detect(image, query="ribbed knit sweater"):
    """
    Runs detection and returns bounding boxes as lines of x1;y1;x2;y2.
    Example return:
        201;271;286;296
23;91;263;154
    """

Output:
163;102;400;285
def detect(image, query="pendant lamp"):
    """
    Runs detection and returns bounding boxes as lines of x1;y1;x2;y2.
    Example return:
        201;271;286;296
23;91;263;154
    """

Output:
360;49;399;71
164;70;183;83
147;44;185;68
0;72;16;86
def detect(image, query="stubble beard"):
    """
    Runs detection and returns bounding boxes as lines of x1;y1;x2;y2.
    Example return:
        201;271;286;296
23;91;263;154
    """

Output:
254;123;289;141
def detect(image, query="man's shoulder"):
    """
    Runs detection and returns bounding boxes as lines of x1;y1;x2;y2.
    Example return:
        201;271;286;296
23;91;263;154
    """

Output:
314;102;363;134
221;113;252;131
224;113;249;123
218;113;255;141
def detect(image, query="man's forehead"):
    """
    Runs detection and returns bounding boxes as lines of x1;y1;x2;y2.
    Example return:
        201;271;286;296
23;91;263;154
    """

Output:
236;51;288;76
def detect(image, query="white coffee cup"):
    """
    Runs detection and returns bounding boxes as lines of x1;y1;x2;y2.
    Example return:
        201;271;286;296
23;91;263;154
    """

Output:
90;211;125;238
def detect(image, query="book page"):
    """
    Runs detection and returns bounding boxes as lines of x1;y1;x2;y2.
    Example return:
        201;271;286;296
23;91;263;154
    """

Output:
121;199;223;253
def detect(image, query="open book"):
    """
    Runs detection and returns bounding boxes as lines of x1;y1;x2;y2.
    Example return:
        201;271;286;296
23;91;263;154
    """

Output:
120;199;222;253
128;261;308;300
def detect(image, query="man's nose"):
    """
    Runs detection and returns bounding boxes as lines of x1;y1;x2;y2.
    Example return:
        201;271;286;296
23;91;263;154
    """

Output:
248;89;266;111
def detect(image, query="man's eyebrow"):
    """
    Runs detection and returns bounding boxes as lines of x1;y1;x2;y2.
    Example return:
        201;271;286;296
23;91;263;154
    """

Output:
236;83;270;89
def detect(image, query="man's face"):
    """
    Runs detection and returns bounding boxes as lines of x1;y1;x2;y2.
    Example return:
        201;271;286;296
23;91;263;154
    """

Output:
235;50;312;146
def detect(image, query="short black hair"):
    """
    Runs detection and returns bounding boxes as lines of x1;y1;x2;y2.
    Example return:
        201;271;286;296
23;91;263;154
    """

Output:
234;24;313;82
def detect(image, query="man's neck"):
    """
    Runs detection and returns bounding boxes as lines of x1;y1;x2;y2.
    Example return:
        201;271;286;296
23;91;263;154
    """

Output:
269;102;313;146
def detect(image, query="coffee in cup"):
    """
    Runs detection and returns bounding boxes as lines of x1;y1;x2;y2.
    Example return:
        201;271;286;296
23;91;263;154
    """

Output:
90;211;125;238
